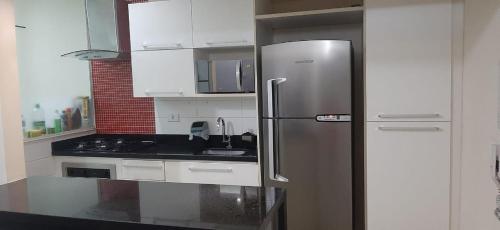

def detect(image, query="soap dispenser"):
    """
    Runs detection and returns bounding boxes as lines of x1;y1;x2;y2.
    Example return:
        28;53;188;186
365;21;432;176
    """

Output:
189;121;209;141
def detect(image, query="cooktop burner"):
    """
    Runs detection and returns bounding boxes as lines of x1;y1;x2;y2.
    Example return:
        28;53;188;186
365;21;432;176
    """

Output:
71;138;155;153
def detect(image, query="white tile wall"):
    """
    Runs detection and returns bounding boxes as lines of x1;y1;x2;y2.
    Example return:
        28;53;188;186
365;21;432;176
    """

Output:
155;98;258;135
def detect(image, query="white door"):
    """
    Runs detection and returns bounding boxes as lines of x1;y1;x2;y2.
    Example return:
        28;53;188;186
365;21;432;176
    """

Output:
366;122;450;230
131;49;196;97
365;0;452;121
191;0;255;48
128;0;193;51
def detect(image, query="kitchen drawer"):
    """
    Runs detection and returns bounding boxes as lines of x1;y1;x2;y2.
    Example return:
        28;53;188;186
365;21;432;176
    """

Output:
164;161;260;186
121;160;165;181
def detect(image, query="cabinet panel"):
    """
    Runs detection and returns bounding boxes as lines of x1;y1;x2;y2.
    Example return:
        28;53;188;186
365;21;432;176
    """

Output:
366;0;452;121
122;160;165;181
165;161;260;186
192;0;255;48
129;0;193;51
366;122;450;230
131;49;196;97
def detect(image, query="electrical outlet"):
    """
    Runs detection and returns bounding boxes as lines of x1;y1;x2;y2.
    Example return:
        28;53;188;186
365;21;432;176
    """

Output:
167;113;180;122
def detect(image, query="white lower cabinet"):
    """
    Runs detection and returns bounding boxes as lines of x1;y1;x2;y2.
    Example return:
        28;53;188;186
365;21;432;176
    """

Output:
366;122;450;230
121;160;166;181
164;161;260;186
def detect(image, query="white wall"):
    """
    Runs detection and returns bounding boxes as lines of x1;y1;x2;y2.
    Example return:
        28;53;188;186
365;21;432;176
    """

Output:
0;104;7;184
459;0;500;229
0;0;26;182
155;98;258;135
14;0;91;129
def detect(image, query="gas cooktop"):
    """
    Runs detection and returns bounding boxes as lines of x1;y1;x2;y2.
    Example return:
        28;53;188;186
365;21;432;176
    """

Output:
69;137;156;154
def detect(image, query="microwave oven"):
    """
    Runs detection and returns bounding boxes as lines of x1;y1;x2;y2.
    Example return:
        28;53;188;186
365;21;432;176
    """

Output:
196;59;255;93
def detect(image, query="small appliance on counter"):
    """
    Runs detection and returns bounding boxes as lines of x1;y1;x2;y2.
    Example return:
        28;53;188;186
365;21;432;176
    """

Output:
189;121;209;141
196;59;255;93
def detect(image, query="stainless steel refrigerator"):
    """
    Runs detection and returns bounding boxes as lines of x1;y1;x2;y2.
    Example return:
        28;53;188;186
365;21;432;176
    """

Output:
261;40;353;230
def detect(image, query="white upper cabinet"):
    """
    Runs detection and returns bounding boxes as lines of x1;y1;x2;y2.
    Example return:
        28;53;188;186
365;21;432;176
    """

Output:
128;0;193;51
191;0;255;48
131;49;196;97
366;0;452;122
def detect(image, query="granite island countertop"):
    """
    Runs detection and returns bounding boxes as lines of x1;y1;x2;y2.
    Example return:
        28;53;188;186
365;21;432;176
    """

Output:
0;176;285;230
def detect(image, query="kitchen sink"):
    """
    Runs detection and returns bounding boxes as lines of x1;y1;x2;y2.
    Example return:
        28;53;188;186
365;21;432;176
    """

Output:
201;148;248;156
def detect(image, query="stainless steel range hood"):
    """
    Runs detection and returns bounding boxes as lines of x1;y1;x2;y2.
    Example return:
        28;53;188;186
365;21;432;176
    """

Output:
62;0;130;61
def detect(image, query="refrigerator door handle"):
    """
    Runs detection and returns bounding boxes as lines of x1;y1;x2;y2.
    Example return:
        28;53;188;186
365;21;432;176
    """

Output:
267;78;287;117
267;78;289;183
236;60;242;91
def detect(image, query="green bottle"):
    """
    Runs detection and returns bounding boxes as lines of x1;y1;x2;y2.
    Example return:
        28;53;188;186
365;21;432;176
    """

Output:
54;110;62;133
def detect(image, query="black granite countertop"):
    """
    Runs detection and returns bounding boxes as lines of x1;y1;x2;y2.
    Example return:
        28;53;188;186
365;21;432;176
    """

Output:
52;134;258;162
0;177;285;230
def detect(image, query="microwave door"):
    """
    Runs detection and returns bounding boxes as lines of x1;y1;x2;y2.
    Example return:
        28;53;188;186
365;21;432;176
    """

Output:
241;59;255;92
214;60;241;93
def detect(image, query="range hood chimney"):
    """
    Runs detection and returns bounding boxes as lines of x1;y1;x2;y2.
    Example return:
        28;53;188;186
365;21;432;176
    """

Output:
62;0;130;61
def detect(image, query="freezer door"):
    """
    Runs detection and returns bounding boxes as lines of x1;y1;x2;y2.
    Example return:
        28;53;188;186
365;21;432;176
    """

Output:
262;40;352;118
263;118;353;230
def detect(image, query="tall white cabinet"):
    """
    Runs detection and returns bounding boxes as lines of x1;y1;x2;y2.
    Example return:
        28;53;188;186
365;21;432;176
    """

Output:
366;0;452;122
365;0;453;230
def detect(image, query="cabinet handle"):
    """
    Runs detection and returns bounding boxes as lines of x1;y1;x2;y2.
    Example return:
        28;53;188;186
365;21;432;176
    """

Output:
142;42;182;50
123;164;164;169
378;113;441;119
188;167;233;173
145;89;184;96
206;40;248;46
378;126;441;132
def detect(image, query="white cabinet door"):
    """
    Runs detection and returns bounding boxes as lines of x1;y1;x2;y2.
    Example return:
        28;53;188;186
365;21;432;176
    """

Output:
131;49;196;97
128;0;193;51
366;122;450;230
192;0;255;48
366;0;452;121
121;160;166;181
164;161;260;186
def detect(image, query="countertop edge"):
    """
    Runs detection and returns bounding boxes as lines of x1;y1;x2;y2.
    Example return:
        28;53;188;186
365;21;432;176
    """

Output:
52;152;259;163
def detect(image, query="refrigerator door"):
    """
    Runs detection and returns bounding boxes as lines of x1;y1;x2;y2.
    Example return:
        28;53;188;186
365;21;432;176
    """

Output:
262;40;352;118
263;118;352;230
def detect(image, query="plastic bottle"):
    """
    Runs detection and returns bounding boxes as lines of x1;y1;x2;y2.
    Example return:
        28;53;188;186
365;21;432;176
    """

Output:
54;110;62;133
32;104;46;134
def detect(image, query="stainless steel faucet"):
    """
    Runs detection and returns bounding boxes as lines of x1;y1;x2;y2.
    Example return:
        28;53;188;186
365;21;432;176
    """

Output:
217;117;232;149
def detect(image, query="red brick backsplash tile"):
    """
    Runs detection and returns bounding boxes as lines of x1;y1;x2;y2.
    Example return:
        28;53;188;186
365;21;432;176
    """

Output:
91;60;155;134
